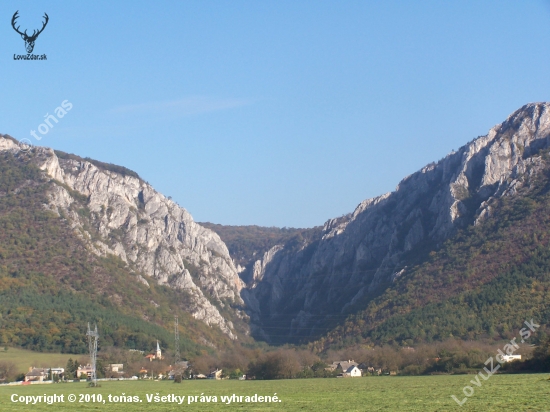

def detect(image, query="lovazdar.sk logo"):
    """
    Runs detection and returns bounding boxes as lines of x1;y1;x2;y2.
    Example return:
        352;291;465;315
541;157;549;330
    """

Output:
11;10;48;60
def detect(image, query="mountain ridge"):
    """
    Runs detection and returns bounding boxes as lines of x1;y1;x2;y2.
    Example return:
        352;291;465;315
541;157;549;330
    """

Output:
0;134;246;344
2;101;550;351
240;102;550;343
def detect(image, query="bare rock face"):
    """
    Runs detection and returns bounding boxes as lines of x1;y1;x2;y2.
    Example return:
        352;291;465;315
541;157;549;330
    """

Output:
0;136;243;339
243;103;550;342
3;102;549;344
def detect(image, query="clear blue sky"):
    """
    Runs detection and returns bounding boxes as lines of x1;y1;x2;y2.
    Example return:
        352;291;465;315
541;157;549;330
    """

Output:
2;1;550;227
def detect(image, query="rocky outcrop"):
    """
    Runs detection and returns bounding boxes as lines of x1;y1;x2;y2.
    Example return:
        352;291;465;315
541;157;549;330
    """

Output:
0;135;243;339
3;102;549;344
242;103;550;342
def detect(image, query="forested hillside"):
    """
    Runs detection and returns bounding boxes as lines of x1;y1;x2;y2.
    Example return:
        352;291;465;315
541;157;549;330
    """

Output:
199;223;320;269
0;151;237;355
238;103;550;345
312;152;550;351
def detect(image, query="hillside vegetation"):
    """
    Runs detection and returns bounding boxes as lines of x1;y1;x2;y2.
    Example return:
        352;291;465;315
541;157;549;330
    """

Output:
313;153;550;351
198;223;319;269
0;151;234;356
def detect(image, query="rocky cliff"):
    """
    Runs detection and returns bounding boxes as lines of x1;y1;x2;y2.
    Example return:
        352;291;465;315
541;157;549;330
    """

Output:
241;102;550;343
3;102;549;346
0;135;244;339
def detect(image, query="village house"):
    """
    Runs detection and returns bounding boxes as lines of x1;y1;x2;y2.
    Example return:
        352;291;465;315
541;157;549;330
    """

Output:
76;364;94;378
339;365;362;378
326;360;359;373
25;367;64;382
50;367;64;377
105;364;124;377
25;368;48;382
107;364;124;373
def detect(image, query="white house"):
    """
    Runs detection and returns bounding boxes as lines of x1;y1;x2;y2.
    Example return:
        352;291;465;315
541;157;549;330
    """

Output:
337;365;362;378
343;365;362;377
327;360;359;372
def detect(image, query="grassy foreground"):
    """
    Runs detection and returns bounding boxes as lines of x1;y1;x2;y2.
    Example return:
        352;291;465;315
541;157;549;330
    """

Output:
0;374;549;411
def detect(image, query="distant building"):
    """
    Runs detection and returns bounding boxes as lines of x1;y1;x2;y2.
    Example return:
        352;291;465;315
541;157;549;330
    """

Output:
501;354;521;362
341;365;362;378
77;364;94;378
155;341;162;359
50;367;64;376
25;368;48;382
145;341;163;361
327;360;359;372
25;367;64;382
107;364;124;373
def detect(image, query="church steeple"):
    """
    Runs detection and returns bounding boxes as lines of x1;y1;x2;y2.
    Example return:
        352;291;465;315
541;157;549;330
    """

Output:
155;340;162;359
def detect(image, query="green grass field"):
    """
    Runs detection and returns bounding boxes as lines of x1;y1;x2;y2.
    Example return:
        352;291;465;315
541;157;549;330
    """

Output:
0;374;548;411
0;348;80;375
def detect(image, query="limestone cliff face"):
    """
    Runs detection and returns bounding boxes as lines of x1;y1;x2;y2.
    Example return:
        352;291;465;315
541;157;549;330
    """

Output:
0;136;243;339
3;102;549;344
242;103;550;342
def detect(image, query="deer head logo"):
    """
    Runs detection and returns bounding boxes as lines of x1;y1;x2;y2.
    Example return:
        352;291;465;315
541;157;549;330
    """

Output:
11;11;49;54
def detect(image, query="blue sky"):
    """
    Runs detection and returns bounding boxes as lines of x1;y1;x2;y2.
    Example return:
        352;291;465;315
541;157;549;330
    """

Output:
1;1;550;227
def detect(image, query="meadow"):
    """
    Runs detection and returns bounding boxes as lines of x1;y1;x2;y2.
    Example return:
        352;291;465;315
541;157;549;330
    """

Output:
0;374;548;411
0;348;79;376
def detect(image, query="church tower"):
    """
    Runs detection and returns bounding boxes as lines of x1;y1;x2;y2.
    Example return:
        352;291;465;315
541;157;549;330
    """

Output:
156;340;162;360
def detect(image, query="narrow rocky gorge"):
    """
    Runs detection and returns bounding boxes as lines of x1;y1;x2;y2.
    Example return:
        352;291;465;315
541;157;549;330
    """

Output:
241;102;550;343
2;102;549;344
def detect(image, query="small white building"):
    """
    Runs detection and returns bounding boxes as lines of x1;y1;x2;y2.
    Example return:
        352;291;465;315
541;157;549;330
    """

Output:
337;365;362;378
327;360;359;372
107;364;124;373
501;354;521;362
343;365;362;377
